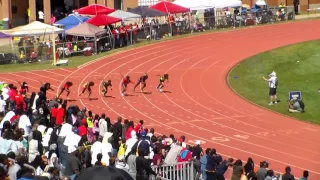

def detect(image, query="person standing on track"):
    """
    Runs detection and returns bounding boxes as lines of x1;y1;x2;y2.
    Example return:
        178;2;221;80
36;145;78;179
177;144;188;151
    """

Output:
133;73;148;93
17;81;29;95
39;81;54;101
120;73;134;96
263;71;278;105
57;81;73;99
79;81;95;99
101;80;113;97
156;74;169;92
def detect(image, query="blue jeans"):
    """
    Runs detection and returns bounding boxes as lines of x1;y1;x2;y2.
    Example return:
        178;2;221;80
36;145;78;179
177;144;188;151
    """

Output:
111;148;118;157
201;167;207;180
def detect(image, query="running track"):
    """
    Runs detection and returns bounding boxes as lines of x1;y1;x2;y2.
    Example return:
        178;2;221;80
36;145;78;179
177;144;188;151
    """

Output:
2;20;320;179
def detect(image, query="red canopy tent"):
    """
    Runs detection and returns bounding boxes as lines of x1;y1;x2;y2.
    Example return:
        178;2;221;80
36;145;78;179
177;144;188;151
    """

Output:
75;4;115;15
87;14;122;26
150;1;190;14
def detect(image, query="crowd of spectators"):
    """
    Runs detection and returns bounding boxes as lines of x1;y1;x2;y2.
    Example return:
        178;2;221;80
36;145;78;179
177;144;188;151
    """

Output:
0;81;310;180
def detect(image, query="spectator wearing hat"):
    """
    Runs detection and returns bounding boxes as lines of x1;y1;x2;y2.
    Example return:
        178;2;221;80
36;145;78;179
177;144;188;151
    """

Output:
263;71;278;105
133;131;152;158
282;166;295;180
192;140;203;160
164;138;183;165
288;97;304;113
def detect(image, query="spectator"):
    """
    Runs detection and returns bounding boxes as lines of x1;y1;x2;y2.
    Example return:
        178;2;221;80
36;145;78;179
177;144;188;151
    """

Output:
152;147;162;166
0;95;6;117
94;153;103;166
91;137;103;166
113;117;122;136
86;111;94;142
288;98;304;113
92;114;100;140
134;131;152;158
111;129;121;157
206;148;222;180
134;120;144;136
13;129;25;156
216;158;234;180
0;166;7;180
0;129;18;155
164;138;183;165
126;148;137;179
265;169;277;180
231;159;243;180
49;104;58;127
147;128;155;140
263;71;278;105
136;149;157;180
122;119;129;140
257;161;268;180
7;152;21;180
98;114;108;138
244;157;256;179
177;144;192;165
282;166;295;180
64;145;81;179
18;114;32;138
299;170;308;180
115;155;129;172
200;148;211;180
28;130;43;163
192;140;203;159
125;130;138;157
125;121;134;140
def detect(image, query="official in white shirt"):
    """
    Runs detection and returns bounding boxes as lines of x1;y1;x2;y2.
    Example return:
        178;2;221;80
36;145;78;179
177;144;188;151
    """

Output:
263;71;278;105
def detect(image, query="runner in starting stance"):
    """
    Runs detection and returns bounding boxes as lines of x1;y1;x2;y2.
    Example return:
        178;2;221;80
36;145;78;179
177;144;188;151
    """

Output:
156;74;169;92
101;80;112;97
120;73;134;96
79;81;94;99
133;73;148;93
17;81;29;95
57;81;73;98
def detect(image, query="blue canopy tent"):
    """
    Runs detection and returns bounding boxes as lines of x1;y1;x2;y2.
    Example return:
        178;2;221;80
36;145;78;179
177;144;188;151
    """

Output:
54;14;90;30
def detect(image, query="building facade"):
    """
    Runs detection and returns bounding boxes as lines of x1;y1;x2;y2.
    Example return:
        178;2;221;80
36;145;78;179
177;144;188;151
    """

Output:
1;0;320;28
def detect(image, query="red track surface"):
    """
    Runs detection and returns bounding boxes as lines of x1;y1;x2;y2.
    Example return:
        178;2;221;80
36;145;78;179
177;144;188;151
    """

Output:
2;20;320;179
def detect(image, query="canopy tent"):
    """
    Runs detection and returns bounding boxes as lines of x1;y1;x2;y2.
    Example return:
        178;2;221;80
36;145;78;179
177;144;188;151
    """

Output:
74;4;115;15
0;32;11;39
108;10;141;21
128;6;167;17
9;21;64;37
54;14;90;30
203;0;242;8
65;22;107;37
255;0;267;6
173;0;213;10
150;1;190;14
87;14;122;26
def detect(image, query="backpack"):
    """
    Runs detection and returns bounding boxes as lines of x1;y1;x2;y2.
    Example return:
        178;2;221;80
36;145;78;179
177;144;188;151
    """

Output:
274;78;278;87
298;100;305;111
179;150;189;160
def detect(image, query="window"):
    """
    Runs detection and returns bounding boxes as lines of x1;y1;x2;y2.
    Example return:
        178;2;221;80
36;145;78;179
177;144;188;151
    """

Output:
138;0;159;6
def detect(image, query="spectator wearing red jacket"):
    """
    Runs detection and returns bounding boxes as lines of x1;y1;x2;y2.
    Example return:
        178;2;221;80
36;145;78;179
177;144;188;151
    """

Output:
55;104;65;126
135;120;144;136
50;103;58;127
14;91;24;113
8;86;17;111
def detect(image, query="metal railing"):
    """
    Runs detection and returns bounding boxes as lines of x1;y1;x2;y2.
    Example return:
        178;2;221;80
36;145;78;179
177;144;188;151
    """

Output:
150;161;194;180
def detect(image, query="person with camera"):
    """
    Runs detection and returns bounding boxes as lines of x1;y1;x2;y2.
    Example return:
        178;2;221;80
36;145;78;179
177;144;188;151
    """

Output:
288;97;304;113
263;71;278;105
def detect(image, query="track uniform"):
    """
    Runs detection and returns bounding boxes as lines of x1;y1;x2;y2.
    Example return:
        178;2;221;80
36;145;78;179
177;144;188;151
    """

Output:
58;81;73;98
80;81;94;97
157;74;169;92
101;81;112;96
133;74;148;92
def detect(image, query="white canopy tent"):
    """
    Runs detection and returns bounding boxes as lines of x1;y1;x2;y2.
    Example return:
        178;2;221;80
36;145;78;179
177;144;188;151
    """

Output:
108;10;141;21
173;0;242;10
255;0;267;6
9;21;65;37
173;0;214;10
